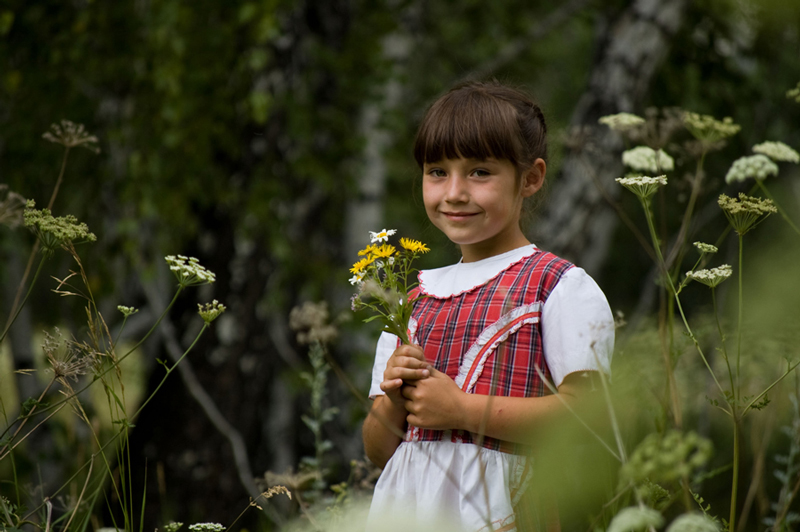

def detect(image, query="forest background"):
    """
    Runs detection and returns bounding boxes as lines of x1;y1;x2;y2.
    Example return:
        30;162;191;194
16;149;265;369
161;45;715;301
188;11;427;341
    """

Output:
1;0;800;530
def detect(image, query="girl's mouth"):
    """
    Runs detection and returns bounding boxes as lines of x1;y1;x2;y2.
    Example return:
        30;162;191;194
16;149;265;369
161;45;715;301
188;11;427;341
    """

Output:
442;212;478;221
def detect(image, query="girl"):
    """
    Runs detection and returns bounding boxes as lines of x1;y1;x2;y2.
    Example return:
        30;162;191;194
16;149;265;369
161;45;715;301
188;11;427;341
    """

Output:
362;81;614;532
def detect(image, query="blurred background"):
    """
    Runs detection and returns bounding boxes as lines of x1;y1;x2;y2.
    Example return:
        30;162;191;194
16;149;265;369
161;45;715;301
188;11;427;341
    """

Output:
1;0;799;530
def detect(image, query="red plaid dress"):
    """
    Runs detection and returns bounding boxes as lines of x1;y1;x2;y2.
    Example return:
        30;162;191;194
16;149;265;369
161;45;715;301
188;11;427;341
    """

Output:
402;248;574;455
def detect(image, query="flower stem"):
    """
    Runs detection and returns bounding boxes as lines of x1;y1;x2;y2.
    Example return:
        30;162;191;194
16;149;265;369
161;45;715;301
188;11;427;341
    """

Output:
757;180;800;236
0;255;46;345
641;198;727;399
729;415;740;532
130;323;209;420
736;234;743;402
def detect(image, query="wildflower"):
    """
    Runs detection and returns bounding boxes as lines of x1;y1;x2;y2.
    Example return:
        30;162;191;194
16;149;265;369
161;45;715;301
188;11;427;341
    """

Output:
399;237;430;254
622;146;675;173
117;305;139;317
686;265;733;288
615;175;667;201
718;193;777;235
24;200;97;256
683;112;741;144
197;300;226;325
622;430;712;485
187;524;225;532
289;301;337;345
598;112;646;131
666;513;720;532
165;255;216;287
607;506;664;532
0;185;26;228
752;141;800;163
373;244;396;258
42;120;100;153
725;154;779;184
788;81;800;103
369;228;396;243
162;523;183;532
358;244;378;256
349;272;364;286
43;328;96;383
350;256;375;274
693;242;718;254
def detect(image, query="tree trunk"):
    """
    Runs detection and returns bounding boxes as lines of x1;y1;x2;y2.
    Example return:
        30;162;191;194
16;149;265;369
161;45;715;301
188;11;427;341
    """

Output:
533;0;687;276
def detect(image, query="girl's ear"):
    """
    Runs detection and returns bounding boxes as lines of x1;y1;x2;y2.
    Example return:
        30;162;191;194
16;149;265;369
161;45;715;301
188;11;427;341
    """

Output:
520;158;546;198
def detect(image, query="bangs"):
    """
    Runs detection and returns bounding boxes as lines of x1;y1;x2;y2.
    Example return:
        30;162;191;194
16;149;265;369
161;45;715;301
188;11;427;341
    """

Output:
414;89;523;168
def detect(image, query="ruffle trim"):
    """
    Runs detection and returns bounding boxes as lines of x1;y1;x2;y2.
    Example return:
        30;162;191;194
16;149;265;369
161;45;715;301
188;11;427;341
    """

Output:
417;248;541;300
455;302;542;393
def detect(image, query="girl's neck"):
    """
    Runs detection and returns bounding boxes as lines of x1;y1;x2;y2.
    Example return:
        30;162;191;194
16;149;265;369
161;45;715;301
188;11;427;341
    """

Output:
459;228;531;263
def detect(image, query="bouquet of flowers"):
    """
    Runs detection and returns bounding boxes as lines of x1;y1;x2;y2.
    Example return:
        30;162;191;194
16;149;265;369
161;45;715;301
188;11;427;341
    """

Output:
349;228;429;345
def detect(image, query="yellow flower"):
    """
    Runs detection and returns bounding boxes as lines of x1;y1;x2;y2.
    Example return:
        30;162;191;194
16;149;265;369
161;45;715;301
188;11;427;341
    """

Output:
358;244;378;256
373;244;396;258
399;238;430;254
350;256;375;274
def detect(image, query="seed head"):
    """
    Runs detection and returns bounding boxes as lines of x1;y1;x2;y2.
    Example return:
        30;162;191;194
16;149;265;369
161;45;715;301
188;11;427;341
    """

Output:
42;120;100;153
24;200;97;255
683;112;740;144
718;193;777;235
197;300;226;324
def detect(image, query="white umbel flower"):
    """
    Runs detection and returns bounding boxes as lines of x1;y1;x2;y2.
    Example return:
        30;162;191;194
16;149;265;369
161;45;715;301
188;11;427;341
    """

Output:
165;255;216;287
598;112;646;131
686;265;733;288
616;175;668;200
666;513;720;532
622;146;675;173
608;506;664;532
725;154;779;184
752;141;800;163
693;242;718;254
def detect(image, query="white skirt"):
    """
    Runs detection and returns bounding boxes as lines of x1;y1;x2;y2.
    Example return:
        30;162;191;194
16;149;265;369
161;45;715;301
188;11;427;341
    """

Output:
366;440;531;532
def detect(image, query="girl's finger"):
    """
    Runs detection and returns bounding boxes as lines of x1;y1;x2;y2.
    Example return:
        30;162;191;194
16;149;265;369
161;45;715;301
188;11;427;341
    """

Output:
380;378;403;392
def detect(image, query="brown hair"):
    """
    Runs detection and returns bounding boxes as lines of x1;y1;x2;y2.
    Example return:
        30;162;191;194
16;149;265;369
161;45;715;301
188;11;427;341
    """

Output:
413;81;548;174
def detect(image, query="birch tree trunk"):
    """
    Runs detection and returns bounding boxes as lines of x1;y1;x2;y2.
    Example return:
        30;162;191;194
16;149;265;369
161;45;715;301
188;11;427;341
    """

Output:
533;0;687;276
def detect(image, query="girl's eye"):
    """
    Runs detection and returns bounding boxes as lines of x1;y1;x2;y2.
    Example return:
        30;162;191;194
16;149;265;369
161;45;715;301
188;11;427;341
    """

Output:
428;169;446;177
472;169;490;177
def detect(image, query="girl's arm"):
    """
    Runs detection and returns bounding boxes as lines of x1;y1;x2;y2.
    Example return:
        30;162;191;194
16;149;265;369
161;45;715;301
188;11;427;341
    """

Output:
362;344;431;468
401;365;597;445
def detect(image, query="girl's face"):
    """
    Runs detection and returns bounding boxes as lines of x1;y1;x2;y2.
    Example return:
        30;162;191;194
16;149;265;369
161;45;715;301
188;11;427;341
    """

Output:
422;157;545;263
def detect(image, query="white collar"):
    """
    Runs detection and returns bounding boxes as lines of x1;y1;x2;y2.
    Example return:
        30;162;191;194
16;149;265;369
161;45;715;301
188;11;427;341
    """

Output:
418;244;538;298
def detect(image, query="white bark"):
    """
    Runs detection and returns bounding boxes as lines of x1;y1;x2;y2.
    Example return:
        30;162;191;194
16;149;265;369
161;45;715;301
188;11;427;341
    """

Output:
533;0;687;276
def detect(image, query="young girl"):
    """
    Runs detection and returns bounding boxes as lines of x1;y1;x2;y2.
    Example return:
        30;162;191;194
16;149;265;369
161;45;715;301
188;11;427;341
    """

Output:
362;81;614;532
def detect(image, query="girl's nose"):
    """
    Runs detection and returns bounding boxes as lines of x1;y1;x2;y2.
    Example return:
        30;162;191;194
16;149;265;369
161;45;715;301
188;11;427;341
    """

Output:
444;174;469;203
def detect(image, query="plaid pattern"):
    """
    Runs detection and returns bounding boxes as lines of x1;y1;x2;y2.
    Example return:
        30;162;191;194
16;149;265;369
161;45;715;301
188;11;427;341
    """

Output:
403;250;573;454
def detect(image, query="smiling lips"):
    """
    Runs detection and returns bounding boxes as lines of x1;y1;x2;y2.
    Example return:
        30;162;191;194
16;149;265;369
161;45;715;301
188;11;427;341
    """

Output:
442;211;479;221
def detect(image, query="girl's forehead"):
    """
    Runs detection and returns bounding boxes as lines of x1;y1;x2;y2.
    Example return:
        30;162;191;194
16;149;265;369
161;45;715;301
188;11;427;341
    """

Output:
423;156;504;166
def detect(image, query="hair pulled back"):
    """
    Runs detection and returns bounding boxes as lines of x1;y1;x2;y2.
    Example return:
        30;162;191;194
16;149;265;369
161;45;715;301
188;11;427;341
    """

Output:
413;81;547;173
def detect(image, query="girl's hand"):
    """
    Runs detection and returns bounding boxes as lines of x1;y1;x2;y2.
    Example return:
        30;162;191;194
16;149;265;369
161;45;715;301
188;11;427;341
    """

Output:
401;368;466;431
380;344;431;409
